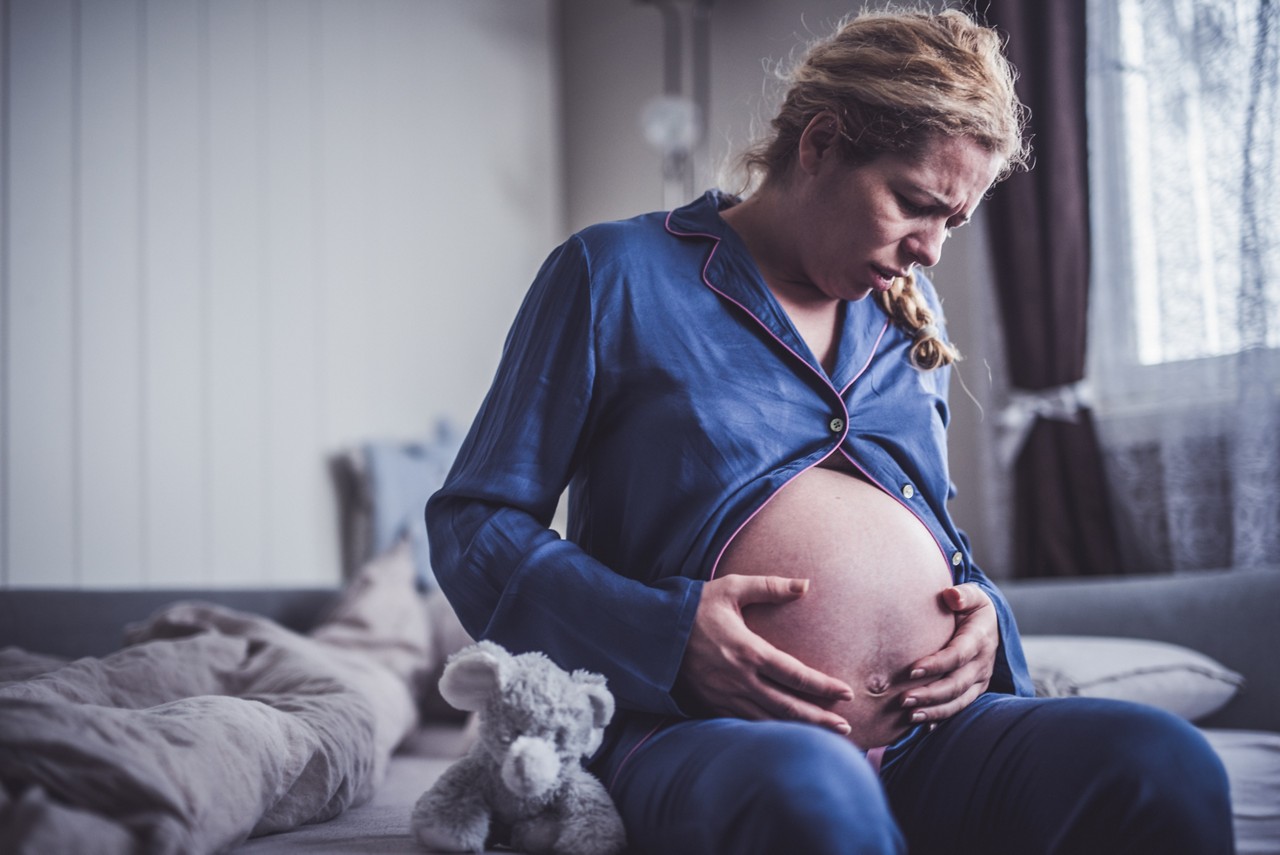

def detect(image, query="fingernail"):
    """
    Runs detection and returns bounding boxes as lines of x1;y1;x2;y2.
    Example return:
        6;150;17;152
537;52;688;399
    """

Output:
790;579;809;594
911;711;926;723
835;722;852;736
909;668;926;680
902;696;918;708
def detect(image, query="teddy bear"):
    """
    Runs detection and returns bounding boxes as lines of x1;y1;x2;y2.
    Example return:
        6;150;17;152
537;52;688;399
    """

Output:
410;641;627;855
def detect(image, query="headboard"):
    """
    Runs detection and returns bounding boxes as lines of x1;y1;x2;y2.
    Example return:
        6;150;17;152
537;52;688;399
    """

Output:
0;588;338;660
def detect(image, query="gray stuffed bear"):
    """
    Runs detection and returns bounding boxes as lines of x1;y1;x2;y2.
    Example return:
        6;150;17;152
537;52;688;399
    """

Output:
410;641;626;855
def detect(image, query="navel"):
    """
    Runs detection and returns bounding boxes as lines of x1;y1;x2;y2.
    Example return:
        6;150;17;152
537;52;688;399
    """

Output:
864;673;892;697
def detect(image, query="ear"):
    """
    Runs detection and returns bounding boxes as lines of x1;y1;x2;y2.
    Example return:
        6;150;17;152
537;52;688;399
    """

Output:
438;641;507;712
573;671;615;729
797;110;841;176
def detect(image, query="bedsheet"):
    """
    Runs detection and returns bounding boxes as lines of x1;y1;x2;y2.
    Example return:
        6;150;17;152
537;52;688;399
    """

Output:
0;601;417;855
232;724;498;854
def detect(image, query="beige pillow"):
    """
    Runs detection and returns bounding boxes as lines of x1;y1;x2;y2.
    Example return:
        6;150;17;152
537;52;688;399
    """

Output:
311;539;433;700
311;538;475;721
1022;635;1244;722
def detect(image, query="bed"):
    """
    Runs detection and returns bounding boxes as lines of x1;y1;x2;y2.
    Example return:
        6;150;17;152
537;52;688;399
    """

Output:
3;561;1277;853
0;542;489;854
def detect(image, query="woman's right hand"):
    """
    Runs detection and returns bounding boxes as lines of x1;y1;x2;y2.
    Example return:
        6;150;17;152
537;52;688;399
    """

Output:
675;575;854;735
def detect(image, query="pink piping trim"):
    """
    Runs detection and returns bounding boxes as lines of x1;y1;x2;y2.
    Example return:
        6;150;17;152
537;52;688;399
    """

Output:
840;321;890;395
708;457;828;582
664;211;831;389
665;212;905;580
835;446;955;572
607;719;668;793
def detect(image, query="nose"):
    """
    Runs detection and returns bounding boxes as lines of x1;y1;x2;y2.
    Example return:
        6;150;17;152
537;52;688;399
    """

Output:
905;220;947;269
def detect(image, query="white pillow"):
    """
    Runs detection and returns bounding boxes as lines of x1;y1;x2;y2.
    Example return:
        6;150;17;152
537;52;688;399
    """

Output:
1021;635;1245;722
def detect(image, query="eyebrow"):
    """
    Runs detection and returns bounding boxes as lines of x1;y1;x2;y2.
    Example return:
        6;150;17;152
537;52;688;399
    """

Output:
916;188;973;227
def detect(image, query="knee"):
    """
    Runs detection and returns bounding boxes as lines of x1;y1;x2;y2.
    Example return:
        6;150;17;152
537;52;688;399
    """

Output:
1102;706;1229;800
1086;704;1233;845
734;725;903;855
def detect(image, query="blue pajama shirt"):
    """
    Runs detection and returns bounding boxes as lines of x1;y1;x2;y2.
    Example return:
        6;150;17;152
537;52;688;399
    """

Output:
426;191;1237;855
426;189;1034;765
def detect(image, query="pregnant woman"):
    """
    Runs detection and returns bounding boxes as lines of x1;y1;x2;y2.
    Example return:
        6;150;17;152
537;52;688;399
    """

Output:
427;9;1232;854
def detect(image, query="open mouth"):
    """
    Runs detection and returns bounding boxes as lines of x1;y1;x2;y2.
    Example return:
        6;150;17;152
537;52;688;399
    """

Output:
871;264;908;291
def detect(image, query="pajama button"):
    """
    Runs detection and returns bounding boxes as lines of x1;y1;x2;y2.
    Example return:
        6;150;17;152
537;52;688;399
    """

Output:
951;551;963;566
901;484;915;499
829;417;844;433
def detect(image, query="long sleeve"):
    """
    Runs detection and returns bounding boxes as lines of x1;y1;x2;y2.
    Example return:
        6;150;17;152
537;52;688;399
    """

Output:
426;236;702;715
963;549;1035;698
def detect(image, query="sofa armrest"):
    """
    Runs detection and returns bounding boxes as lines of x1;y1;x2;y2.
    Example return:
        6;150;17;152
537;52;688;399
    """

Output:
1001;566;1279;732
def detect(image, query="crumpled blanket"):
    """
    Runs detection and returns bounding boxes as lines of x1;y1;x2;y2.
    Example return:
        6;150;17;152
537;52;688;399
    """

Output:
0;600;418;855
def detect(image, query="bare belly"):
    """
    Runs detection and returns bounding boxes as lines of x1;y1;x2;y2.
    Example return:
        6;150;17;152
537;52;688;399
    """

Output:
718;464;956;748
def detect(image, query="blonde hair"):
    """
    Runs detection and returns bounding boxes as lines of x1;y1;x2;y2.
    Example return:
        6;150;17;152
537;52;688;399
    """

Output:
738;7;1029;369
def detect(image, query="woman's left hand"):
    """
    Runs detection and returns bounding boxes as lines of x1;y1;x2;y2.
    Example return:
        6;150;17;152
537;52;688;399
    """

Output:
898;583;997;725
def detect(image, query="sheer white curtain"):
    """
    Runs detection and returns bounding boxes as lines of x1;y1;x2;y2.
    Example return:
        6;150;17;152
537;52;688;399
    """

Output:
1087;0;1280;573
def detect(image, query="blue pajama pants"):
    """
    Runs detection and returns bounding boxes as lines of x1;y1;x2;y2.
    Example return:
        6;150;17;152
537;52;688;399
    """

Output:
592;694;1234;854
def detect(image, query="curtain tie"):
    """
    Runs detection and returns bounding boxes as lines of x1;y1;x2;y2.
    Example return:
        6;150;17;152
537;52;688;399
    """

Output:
996;381;1092;466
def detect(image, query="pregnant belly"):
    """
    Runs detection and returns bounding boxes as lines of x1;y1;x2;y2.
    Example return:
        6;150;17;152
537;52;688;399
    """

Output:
717;465;956;748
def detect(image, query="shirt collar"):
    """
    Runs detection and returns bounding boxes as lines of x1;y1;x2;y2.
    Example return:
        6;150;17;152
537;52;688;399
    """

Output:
665;190;893;391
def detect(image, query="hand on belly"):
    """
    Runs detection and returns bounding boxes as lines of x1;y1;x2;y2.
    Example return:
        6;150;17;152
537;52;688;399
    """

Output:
717;466;957;748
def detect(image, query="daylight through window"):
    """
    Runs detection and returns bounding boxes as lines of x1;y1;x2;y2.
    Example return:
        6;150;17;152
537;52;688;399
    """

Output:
1089;0;1279;368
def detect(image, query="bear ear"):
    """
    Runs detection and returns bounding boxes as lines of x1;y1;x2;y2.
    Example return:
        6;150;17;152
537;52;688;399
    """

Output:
573;671;615;729
439;641;507;712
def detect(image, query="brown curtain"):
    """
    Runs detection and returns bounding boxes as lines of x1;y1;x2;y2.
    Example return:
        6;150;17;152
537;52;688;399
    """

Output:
981;0;1125;578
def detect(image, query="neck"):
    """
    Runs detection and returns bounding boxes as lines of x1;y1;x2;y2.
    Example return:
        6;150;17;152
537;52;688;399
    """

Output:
722;185;844;373
721;185;831;311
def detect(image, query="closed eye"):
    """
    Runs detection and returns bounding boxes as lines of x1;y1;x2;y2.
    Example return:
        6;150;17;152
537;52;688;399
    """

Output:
896;193;930;218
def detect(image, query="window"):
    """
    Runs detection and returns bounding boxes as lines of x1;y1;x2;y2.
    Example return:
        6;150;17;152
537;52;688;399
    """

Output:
1086;0;1279;406
1085;0;1280;573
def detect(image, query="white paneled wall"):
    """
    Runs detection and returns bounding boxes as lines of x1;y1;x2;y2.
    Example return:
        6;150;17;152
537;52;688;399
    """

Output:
2;0;562;588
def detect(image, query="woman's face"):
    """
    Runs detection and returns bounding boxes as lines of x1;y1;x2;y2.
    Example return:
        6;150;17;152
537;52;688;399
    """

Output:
785;125;1003;303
